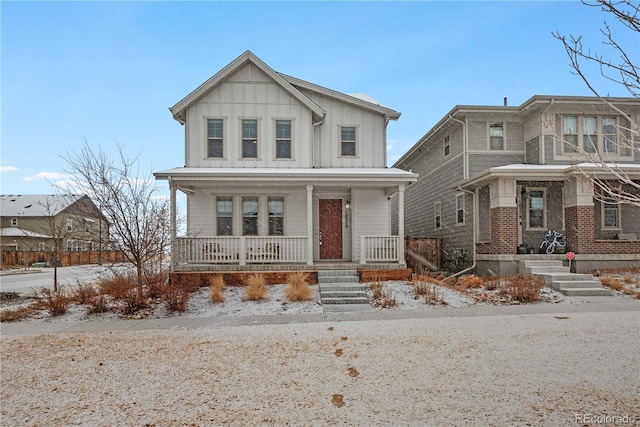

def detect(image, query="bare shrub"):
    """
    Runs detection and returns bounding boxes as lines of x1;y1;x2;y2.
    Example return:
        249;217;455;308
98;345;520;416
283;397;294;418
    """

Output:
498;275;543;303
456;275;484;289
145;271;169;299
34;287;69;316
98;274;137;301
162;284;190;313
70;282;97;305
87;294;109;314
285;271;312;302
244;273;267;301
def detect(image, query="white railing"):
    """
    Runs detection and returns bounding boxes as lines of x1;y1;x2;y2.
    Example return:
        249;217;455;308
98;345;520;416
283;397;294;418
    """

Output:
360;236;401;264
174;236;308;265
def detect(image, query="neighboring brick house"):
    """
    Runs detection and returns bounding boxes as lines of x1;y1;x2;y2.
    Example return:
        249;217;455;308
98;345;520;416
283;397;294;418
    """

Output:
394;95;639;275
0;194;108;253
154;51;417;272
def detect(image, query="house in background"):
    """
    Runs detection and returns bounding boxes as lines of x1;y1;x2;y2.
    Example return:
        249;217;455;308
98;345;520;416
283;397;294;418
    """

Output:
0;194;109;265
155;51;417;276
394;95;639;275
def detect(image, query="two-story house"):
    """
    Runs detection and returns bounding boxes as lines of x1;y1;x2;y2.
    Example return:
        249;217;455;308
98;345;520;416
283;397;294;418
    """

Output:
155;51;417;276
394;95;639;275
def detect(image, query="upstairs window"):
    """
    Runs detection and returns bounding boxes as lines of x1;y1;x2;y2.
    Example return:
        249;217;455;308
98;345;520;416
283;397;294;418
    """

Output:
434;202;442;230
242;119;258;158
242;197;259;235
456;194;465;225
268;197;284;235
275;120;292;159
216;197;233;236
603;117;618;154
340;126;356;156
10;218;17;226
444;135;450;157
489;123;504;150
66;219;73;232
583;116;597;153
563;116;578;153
207;119;224;158
602;198;620;229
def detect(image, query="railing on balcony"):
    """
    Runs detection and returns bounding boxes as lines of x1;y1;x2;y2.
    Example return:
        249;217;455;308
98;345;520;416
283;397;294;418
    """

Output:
174;236;308;265
360;236;401;264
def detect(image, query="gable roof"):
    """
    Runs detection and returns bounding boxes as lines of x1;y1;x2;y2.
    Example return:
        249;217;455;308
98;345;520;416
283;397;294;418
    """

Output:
170;50;325;124
0;194;86;217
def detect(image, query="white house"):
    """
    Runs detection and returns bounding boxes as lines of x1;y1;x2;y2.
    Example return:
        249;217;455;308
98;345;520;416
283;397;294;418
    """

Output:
155;51;417;272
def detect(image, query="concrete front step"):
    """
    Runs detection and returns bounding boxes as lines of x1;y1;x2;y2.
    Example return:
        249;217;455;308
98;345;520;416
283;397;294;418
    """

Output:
562;288;613;297
526;266;570;275
321;297;370;305
322;303;375;312
321;290;367;298
317;269;369;308
519;260;564;275
552;280;604;289
533;272;595;286
318;276;360;284
317;269;358;278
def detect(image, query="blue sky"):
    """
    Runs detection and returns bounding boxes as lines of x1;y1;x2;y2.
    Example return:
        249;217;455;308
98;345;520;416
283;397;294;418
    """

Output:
1;1;634;196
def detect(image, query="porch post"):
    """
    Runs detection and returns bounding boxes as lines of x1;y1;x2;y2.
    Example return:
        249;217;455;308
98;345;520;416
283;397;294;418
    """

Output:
398;184;405;266
306;185;313;265
169;178;177;271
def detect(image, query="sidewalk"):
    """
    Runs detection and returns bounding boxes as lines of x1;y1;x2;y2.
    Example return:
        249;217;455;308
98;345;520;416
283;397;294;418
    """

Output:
2;296;638;336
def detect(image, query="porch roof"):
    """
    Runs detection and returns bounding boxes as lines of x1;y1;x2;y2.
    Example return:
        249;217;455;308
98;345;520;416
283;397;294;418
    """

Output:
155;167;418;186
460;163;640;189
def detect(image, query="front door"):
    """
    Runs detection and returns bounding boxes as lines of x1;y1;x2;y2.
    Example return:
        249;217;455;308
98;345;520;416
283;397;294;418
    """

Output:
319;199;343;259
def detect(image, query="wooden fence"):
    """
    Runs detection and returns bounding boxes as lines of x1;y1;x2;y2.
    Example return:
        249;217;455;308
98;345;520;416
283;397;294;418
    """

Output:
405;237;441;273
1;250;125;268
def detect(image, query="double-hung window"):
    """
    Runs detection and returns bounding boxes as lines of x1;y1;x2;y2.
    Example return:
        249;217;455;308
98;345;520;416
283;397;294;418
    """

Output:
242;197;259;235
583;116;597;153
527;188;546;229
563;116;579;153
455;194;465;225
207;119;224;158
602;198;620;229
275;120;292;159
268;197;284;235
242;119;258;158
66;219;73;232
10;218;17;226
489;123;504;150
340;126;356;156
434;202;442;230
603;117;617;154
216;197;233;236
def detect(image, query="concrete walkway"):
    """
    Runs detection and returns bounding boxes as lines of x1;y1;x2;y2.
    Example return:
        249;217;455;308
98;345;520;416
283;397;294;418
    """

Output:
2;296;638;336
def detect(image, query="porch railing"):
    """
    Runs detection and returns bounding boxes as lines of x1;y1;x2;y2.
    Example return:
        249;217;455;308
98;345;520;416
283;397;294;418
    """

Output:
360;236;401;264
174;236;308;265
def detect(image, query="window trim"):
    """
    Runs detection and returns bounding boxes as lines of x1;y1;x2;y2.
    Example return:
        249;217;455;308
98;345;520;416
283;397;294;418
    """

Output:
525;187;547;231
603;116;618;155
434;201;442;230
559;115;624;157
444;135;451;157
274;119;293;160
488;122;505;151
267;196;285;236
455;193;465;226
216;196;233;236
10;218;18;226
242;196;259;236
206;117;225;159
601;198;621;230
66;219;73;232
241;118;259;159
339;125;358;157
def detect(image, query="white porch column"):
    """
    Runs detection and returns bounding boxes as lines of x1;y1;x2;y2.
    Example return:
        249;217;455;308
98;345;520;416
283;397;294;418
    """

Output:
306;185;314;265
398;184;405;266
169;179;177;271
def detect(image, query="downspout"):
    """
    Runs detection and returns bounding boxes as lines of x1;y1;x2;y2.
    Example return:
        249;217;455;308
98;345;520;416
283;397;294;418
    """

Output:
311;113;326;168
445;186;477;280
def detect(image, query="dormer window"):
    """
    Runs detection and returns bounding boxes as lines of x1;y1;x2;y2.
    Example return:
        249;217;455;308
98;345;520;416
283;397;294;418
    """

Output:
340;126;356;156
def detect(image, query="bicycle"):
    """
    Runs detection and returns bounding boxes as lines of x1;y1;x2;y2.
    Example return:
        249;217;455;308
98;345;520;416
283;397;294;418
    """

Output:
539;230;566;254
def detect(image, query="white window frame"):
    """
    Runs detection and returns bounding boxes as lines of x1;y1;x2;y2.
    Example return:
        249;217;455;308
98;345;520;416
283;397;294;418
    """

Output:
603;116;618;155
444;135;450;157
242;196;259;236
339;125;357;157
241;118;259;159
216;196;233;236
601;198;621;230
10;218;18;226
525;187;547;230
267;196;285;236
66;219;73;232
583;116;597;153
560;115;622;157
275;119;293;160
489;123;505;150
206;118;225;159
434;201;442;230
455;193;465;226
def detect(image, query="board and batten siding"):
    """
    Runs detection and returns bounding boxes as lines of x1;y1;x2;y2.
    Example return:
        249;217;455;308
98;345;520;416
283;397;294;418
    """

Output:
299;89;387;168
185;63;314;169
352;188;390;259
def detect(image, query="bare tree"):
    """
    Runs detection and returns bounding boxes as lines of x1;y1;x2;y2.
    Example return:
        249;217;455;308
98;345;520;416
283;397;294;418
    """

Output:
552;0;640;206
61;140;171;298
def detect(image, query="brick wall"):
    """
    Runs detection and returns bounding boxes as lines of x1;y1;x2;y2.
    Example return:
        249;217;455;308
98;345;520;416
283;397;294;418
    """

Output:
477;207;518;254
564;205;639;254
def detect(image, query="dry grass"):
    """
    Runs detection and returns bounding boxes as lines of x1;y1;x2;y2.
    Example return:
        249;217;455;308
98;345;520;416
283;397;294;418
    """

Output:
209;275;226;304
498;275;543;303
98;275;137;301
244;273;268;301
411;278;447;305
0;303;41;322
378;288;397;308
33;287;70;316
87;294;109;314
369;278;396;308
368;282;384;301
285;271;312;302
456;274;484;289
601;277;625;291
70;282;97;305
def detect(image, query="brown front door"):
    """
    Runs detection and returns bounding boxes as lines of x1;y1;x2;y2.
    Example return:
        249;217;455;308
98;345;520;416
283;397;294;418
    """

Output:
319;199;343;259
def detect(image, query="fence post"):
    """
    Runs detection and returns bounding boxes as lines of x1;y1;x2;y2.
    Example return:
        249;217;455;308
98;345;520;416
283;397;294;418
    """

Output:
360;235;367;264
